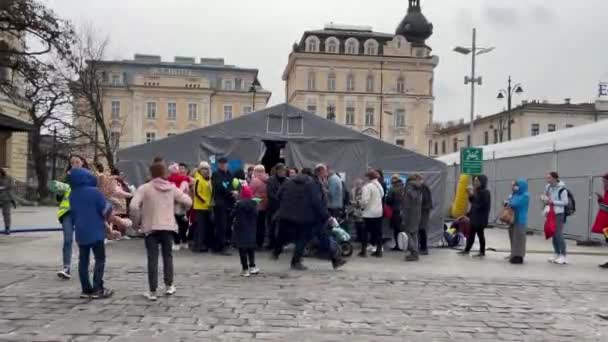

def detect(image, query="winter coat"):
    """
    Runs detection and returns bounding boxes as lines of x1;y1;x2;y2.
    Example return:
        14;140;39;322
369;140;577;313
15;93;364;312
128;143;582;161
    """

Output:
193;171;212;211
421;183;433;211
592;190;608;234
0;176;13;204
68;168;109;246
468;175;492;229
212;169;234;208
233;199;258;249
266;175;286;214
401;180;423;233
327;173;343;209
351;186;364;222
360;180;384;218
249;174;269;211
509;179;530;227
544;181;568;215
385;181;403;217
168;173;191;215
129;178;192;235
276;174;329;225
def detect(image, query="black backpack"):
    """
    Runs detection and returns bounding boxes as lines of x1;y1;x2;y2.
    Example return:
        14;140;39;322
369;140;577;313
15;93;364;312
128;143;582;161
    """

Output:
559;188;576;217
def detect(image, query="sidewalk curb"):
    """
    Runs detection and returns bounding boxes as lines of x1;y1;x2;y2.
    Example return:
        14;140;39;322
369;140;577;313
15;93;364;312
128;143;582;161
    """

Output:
487;248;608;257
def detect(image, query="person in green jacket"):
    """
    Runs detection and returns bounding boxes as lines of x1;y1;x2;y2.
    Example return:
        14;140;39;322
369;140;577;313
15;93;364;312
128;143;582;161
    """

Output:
0;168;16;235
49;155;88;280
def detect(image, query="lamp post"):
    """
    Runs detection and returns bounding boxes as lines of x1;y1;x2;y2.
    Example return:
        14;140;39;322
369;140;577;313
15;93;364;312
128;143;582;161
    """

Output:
248;79;261;112
497;76;524;141
454;28;495;147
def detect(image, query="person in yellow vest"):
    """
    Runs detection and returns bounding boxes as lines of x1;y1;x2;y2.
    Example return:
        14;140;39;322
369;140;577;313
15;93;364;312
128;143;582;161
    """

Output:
49;155;89;280
192;162;213;252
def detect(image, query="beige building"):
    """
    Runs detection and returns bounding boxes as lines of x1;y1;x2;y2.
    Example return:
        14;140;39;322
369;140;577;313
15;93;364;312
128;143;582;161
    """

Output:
430;100;608;157
282;0;438;154
0;31;30;182
91;54;271;153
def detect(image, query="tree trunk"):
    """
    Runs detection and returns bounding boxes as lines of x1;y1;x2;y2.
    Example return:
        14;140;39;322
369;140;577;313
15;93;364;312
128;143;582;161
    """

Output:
30;127;49;199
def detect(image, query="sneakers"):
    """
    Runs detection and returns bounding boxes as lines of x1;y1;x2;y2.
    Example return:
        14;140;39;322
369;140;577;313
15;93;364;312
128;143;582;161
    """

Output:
457;250;470;256
79;292;92;299
166;285;176;296
92;288;114;300
405;254;419;262
371;250;383;258
599;262;608;269
510;256;524;264
172;244;181;252
473;253;486;258
249;267;260;275
143;291;158;301
57;268;71;280
332;258;347;270
555;255;568;265
291;262;308;271
548;255;559;263
357;251;367;258
420;250;429;256
241;270;251;277
4;227;9;235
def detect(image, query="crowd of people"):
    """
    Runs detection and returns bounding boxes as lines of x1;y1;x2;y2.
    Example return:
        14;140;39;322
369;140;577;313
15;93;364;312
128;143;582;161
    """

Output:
1;154;608;300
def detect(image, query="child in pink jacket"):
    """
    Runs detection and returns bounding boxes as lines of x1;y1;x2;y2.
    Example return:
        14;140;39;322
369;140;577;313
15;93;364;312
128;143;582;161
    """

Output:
130;163;192;301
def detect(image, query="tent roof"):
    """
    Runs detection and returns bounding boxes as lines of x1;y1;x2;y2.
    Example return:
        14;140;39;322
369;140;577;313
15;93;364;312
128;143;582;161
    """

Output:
118;103;445;171
437;119;608;165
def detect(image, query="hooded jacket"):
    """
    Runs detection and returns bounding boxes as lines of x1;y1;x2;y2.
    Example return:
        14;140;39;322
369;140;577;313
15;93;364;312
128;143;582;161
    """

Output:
385;180;404;214
249;173;269;211
129;178;192;234
468;175;492;229
193;171;212;210
276;174;329;225
401;179;423;233
211;169;234;207
327;173;344;209
68;168;109;246
509;179;530;227
267;174;286;214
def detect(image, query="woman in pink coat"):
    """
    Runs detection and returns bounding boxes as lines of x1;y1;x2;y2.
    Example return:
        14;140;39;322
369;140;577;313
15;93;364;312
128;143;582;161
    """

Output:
130;163;192;301
249;165;268;249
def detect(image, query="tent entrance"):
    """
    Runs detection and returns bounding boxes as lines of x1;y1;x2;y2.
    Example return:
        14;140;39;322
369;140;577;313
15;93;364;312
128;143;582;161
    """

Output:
261;140;286;173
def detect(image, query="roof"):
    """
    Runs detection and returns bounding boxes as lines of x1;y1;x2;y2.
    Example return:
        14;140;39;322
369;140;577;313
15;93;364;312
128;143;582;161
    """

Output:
93;59;260;74
437;118;608;164
303;28;395;40
0;112;32;132
435;102;604;134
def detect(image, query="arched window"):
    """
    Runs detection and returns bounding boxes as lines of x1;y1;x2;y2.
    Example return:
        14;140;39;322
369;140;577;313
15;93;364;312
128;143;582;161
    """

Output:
394;36;407;49
397;77;405;94
346;74;355;91
366;74;374;92
345;38;359;54
305;36;320;52
327;72;336;92
364;39;379;55
325;37;339;54
307;71;316;90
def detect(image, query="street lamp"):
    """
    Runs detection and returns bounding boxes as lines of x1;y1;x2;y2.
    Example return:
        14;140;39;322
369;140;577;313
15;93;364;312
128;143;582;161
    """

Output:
248;79;261;112
454;28;495;147
497;76;524;141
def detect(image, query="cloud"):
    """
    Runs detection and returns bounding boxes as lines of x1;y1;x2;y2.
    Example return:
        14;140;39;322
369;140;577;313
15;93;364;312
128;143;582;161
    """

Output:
531;5;557;24
483;6;521;28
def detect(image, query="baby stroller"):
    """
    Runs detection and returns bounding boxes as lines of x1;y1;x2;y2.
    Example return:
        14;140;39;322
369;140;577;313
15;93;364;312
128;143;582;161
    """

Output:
304;217;354;258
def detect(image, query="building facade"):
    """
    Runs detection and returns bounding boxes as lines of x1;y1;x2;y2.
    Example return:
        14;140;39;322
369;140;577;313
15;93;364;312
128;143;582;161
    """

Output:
90;54;271;151
430;100;608;157
282;0;438;154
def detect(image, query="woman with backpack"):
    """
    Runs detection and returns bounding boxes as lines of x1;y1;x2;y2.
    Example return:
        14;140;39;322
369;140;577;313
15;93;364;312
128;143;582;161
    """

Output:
542;172;569;265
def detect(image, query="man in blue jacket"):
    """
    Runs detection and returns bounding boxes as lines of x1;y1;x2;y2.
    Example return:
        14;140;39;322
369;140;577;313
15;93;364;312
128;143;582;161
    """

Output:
69;168;115;299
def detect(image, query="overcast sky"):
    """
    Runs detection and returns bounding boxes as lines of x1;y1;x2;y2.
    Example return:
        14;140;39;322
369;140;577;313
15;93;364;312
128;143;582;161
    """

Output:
46;0;608;122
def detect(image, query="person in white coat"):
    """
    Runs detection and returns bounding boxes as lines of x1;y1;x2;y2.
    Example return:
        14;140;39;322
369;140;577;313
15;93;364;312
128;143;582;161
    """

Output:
359;171;385;258
542;172;569;265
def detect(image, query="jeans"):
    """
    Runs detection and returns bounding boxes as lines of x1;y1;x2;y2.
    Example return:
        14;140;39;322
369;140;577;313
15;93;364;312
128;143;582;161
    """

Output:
552;214;567;256
78;240;106;294
267;210;278;249
193;210;213;252
238;248;256;270
256;210;267;248
419;209;430;252
465;225;486;254
145;231;174;292
362;217;383;252
291;222;312;265
390;214;402;247
213;206;228;252
61;214;75;270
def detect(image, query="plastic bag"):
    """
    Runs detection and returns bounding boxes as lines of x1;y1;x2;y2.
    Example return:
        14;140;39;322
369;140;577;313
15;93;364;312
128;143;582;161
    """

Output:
544;204;557;240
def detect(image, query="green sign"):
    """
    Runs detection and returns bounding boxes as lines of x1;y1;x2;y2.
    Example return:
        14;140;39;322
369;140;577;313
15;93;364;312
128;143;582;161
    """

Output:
460;147;483;175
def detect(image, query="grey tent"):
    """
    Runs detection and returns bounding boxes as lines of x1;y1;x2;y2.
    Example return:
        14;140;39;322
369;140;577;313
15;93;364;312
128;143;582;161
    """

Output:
117;103;447;240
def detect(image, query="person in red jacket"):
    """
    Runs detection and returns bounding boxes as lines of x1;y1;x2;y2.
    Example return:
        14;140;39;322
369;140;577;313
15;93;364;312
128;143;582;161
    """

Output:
592;173;608;269
168;163;191;251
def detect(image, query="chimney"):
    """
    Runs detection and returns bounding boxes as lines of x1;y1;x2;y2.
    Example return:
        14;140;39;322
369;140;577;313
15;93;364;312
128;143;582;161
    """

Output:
133;54;161;63
475;115;482;121
459;118;465;125
174;56;195;64
564;98;571;104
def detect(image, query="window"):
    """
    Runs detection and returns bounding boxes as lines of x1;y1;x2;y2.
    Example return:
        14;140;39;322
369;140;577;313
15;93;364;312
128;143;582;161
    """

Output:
397;78;405;93
531;123;540;136
235;78;242;90
346;74;355;91
434;142;438;155
146;102;157;119
366;75;374;92
167;133;176;137
111;101;120;119
327;73;336;91
307;71;316;90
566;124;574;129
224;80;233;90
145;132;156;143
167;102;177;121
110;132;120;149
441;140;446;154
548;124;556;132
325;37;338;54
396;139;405;147
326;104;336;121
345;107;355;126
484;131;489;145
394;109;406;127
188;103;198;121
467;135;471;147
243;106;252;114
364;39;378;55
493;129;498;143
307;104;317;113
346;38;358;54
111;74;120;86
305;36;320;52
223;105;233;121
365;107;374;127
453;138;458;152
